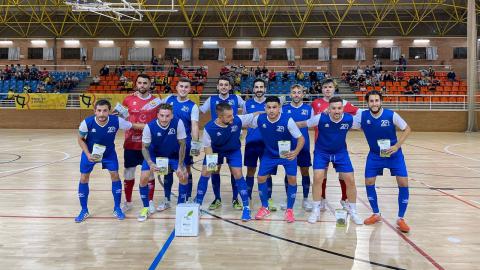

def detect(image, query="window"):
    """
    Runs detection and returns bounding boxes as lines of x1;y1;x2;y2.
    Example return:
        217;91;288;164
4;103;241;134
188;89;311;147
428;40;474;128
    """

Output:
232;48;254;60
409;47;426;59
164;48;182;61
28;48;43;59
453;47;467;59
336;48;356;59
373;48;391;59
0;48;8;59
302;48;318;60
199;48;219;60
266;48;287;60
61;48;80;59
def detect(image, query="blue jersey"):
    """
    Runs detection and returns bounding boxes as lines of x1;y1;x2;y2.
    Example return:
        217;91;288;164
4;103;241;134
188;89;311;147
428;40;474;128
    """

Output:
283;103;312;152
257;113;298;158
309;113;353;154
244;98;265;143
165;95;196;143
83;115;120;154
204;116;243;153
360;108;401;156
207;95;242;119
147;118;181;159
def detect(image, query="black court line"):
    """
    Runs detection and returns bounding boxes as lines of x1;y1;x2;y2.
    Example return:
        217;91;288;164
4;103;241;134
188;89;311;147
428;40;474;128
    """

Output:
0;153;21;164
202;210;405;270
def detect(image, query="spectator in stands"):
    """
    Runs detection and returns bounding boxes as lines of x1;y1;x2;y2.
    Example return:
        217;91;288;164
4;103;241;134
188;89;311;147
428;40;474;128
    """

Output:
255;66;261;77
81;55;87;65
119;74;127;86
309;70;317;83
296;69;304;81
167;67;175;84
428;66;435;77
365;66;372;77
261;65;268;75
172;57;179;68
399;55;407;71
447;70;456;81
268;69;276;82
282;70;289;82
124;78;134;92
241;66;249;79
151;56;159;71
374;55;382;72
91;75;100;86
164;83;172;93
16;64;23;73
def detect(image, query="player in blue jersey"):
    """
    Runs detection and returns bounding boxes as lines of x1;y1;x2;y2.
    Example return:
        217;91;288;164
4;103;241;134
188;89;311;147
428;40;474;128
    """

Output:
199;76;245;211
75;99;143;223
297;96;363;225
281;84;314;212
194;103;258;221
252;96;305;223
352;90;411;233
137;103;187;222
157;77;200;211
243;78;276;210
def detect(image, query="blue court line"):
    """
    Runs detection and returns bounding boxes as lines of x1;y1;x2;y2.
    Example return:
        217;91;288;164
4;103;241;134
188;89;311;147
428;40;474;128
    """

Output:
148;229;176;270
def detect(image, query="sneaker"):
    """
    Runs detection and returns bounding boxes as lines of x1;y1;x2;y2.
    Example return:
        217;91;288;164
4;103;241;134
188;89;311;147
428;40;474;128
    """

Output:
350;212;363;225
208;199;222;210
113;207;125;220
254;206;271;220
156;199;171;212
307;208;320;224
232;199;242;210
268;198;277;212
137;207;149;222
396;218;410;233
340;200;349;210
280;201;287;211
364;214;382;225
319;199;327;211
303;199;313;212
121;201;133;212
284;209;295;223
75;209;89;223
241;207;251;222
148;200;156;214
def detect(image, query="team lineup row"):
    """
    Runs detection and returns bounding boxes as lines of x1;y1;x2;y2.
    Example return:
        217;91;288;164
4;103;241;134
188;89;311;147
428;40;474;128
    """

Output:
74;75;412;233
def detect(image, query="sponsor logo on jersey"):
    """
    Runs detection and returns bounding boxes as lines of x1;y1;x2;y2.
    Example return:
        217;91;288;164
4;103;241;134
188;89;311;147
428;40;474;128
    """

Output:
231;125;238;132
324;123;329;128
181;105;190;112
216;132;222;136
91;128;96;133
301;109;308;115
157;132;162;137
168;128;176;135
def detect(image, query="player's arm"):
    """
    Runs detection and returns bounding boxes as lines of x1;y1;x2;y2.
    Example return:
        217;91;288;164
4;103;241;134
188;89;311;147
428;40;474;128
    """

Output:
388;112;411;155
351;109;364;130
283;118;305;160
176;120;187;169
119;117;144;130
140;125;157;171
199;97;211;114
236;95;246;114
297;114;320;129
201;128;213;155
238;113;259;129
77;121;95;162
191;104;200;142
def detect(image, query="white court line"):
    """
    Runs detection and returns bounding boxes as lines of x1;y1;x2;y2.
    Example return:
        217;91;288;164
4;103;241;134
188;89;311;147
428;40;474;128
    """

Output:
0;149;71;174
0;138;73;153
444;143;480;162
471;200;480;205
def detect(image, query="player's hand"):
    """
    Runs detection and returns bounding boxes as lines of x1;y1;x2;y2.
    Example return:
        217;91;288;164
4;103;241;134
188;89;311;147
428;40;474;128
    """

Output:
86;153;96;162
148;161;159;172
386;145;399;155
176;166;188;180
283;151;298;161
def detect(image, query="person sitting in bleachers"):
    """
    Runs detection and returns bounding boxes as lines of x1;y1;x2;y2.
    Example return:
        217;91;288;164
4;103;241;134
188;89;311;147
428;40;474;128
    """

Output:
296;68;304;81
309;70;318;83
124;78;134;92
268;69;276;82
91;75;100;86
282;70;289;82
99;65;109;76
447;71;456;81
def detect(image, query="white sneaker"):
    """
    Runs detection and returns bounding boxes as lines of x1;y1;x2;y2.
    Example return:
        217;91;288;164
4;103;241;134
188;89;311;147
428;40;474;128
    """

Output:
303;199;313;212
148;200;156;214
121;201;133;212
319;199;327;211
307;207;320;224
156;199;171;212
350;212;363;225
280;200;287;211
340;200;349;210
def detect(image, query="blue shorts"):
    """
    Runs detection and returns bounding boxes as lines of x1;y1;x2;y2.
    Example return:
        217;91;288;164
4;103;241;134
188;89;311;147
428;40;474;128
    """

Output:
313;151;354;173
244;141;264;167
124;149;144;168
141;157;181;172
296;148;312;167
258;156;297;177
80;150;119;174
364;151;408;178
203;149;242;168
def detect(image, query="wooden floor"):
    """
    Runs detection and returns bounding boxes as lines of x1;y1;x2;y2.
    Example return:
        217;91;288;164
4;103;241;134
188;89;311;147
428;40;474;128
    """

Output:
0;129;479;270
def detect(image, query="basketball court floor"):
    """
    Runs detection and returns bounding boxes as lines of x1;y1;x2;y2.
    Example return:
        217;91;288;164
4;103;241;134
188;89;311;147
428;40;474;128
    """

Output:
0;129;478;270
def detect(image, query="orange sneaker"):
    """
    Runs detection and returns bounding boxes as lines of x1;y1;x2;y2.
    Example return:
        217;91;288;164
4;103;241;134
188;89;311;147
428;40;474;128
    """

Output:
364;214;382;225
284;209;295;223
396;218;410;233
254;207;271;220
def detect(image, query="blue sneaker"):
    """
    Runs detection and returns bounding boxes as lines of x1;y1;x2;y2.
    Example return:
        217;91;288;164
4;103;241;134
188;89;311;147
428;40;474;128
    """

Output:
113;207;125;220
75;209;89;223
241;207;251;222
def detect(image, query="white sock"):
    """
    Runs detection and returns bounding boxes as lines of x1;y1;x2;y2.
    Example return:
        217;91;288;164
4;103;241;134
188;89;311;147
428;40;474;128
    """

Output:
349;203;357;213
312;200;321;208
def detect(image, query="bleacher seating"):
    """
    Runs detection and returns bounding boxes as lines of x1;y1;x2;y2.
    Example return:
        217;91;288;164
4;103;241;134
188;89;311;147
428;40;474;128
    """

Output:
240;72;325;94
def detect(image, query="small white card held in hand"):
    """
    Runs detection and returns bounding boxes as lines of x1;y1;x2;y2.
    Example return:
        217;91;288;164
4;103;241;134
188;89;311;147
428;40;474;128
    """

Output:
175;203;200;237
113;102;129;119
190;141;201;156
377;139;391;157
278;140;291;159
155;157;169;175
206;154;218;172
91;144;106;162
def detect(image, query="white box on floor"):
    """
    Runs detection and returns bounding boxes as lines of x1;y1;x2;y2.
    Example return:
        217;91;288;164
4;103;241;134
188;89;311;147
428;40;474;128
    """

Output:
175;203;200;237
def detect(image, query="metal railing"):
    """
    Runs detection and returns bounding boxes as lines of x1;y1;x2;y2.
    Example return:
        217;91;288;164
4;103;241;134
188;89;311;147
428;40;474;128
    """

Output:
0;64;91;74
341;64;452;73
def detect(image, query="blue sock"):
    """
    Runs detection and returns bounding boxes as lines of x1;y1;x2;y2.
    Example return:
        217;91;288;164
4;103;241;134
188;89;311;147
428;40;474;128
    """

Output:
283;176;288;195
235;177;249;207
258;181;269;208
195;175;209;205
164;173;173;201
231;174;238;201
178;183;188;204
246;176;254;199
78;182;89;210
187;173;193;199
366;185;380;214
287;184;297;209
212;173;221;201
398;186;409;218
111;180;122;209
302;175;311;199
139;185;149;207
267;177;273;199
